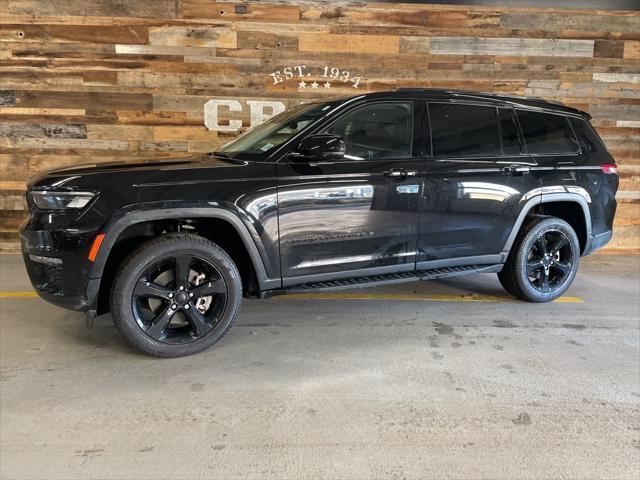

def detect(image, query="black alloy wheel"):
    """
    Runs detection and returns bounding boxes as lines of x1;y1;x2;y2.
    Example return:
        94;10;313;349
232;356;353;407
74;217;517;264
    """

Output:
498;216;580;302
111;234;242;357
132;254;228;344
525;229;574;293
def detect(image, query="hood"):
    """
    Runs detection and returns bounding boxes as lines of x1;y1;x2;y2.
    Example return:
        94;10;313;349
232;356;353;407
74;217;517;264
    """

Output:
27;154;246;190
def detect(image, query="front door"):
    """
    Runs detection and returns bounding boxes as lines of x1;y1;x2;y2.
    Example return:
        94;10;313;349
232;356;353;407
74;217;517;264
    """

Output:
417;102;541;265
277;101;424;284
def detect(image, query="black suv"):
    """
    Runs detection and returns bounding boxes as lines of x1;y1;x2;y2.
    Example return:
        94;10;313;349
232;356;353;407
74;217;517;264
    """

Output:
21;89;618;357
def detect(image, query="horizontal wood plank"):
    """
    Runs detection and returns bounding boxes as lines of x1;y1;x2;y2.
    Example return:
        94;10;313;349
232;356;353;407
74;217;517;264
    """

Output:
430;37;595;57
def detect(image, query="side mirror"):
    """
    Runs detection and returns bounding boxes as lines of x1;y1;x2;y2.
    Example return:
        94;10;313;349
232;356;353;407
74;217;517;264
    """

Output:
289;134;345;162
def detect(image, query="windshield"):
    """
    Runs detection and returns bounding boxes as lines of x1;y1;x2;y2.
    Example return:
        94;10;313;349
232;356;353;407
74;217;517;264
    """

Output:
215;100;343;161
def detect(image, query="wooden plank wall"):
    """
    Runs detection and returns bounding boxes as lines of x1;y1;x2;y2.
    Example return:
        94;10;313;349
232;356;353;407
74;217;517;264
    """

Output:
0;1;638;252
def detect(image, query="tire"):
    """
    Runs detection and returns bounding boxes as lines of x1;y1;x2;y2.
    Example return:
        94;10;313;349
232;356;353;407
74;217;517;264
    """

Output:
498;217;580;302
110;233;242;357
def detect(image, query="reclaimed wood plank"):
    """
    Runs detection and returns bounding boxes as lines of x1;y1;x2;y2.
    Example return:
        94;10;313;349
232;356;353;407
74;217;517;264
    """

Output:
594;40;625;58
593;73;640;83
430;37;595;57
624;41;640;59
87;124;153;140
500;12;640;34
8;0;177;18
237;31;298;50
0;107;86;115
115;44;215;57
149;26;236;48
15;90;153;111
0;122;86;139
299;33;400;54
0;24;149;44
0;137;129;150
154;126;218;141
0;90;17;106
400;36;430;54
182;1;300;23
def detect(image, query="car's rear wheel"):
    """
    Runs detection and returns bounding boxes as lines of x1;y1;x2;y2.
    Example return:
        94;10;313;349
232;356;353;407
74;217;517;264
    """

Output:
498;217;580;302
110;234;242;357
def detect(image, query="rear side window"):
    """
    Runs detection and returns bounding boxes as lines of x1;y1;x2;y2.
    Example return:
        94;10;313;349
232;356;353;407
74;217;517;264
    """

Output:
570;117;604;154
429;103;500;157
516;110;580;155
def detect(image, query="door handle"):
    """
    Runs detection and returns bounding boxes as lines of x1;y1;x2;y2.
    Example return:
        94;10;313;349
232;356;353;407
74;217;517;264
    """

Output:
504;165;531;176
383;168;418;179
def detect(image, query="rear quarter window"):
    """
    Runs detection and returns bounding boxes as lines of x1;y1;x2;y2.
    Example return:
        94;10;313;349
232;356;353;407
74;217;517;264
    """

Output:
570;117;605;154
516;110;580;155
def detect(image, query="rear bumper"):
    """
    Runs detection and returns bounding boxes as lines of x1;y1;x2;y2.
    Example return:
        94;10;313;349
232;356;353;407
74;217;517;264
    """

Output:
582;228;613;256
587;229;613;254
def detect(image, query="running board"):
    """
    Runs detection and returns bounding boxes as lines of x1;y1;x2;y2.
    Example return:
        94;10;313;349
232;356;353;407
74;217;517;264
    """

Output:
279;264;503;293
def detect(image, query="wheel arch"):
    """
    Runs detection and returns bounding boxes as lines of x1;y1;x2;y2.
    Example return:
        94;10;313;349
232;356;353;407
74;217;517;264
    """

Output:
89;208;279;313
503;191;592;256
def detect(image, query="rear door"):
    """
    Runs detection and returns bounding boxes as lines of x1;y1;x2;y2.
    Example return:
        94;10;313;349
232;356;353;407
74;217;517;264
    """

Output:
276;100;425;284
417;102;540;265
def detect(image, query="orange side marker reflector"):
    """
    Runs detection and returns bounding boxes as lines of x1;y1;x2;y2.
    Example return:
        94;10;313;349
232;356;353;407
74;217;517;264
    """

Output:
88;233;105;262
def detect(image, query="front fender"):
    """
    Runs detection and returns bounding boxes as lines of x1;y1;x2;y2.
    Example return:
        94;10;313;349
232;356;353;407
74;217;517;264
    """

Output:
88;204;280;291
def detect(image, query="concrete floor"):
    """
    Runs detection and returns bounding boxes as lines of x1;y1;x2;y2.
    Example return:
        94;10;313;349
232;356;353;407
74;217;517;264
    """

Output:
0;254;639;480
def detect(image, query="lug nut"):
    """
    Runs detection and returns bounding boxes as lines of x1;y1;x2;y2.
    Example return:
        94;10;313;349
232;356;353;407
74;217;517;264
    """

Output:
171;304;177;310
189;293;194;298
168;293;173;299
179;286;184;291
184;304;190;310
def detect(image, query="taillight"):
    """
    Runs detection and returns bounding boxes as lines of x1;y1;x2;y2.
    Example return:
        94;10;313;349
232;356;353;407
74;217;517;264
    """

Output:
601;164;617;174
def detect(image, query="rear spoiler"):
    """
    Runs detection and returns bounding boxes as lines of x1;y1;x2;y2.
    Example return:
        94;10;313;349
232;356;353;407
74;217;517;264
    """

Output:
578;109;592;120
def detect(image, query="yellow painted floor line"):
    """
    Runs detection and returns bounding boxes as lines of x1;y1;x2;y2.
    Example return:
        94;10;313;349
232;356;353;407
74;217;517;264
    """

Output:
0;290;583;303
0;291;39;298
274;292;583;303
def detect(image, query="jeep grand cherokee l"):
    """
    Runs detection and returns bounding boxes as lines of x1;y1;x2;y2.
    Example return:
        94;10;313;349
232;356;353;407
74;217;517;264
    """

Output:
20;89;618;357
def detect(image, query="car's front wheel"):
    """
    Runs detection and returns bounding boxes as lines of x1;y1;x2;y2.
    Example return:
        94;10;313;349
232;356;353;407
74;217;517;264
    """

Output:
110;234;242;357
498;217;580;302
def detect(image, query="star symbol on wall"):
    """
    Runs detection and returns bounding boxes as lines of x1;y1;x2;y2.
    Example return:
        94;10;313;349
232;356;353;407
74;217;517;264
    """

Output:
310;81;319;89
323;81;331;89
298;80;307;89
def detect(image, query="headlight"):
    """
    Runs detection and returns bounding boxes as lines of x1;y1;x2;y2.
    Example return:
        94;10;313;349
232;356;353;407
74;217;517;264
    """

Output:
30;190;97;210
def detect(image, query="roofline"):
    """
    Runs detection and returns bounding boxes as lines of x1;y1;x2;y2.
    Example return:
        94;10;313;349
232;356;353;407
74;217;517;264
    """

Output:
350;88;590;119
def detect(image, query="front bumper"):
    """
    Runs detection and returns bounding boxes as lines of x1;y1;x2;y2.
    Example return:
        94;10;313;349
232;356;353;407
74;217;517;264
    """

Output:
20;221;98;312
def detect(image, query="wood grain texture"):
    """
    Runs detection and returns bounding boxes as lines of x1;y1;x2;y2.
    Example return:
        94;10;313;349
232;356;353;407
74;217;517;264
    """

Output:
430;37;595;57
0;0;638;252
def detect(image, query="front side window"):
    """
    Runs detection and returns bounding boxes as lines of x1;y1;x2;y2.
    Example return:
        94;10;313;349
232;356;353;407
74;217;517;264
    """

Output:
516;110;580;155
325;103;413;160
429;103;500;157
216;100;342;161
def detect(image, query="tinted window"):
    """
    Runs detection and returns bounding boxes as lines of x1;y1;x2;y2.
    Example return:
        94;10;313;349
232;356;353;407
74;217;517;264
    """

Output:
325;103;413;160
570;117;603;154
516;110;580;154
499;108;523;155
216;101;341;161
430;103;500;157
